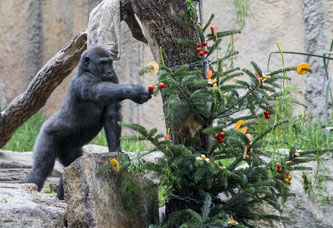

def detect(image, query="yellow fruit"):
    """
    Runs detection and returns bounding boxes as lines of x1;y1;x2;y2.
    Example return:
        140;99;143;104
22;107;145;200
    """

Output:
147;61;160;75
110;159;120;172
296;63;310;75
283;178;289;184
235;120;247;134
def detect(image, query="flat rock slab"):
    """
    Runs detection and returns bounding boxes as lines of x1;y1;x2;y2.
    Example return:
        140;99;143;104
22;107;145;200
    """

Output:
0;150;63;187
64;152;159;228
0;183;66;228
0;145;109;185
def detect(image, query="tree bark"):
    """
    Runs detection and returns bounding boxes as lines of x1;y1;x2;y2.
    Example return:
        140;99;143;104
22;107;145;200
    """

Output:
121;0;205;219
125;0;205;143
0;31;87;148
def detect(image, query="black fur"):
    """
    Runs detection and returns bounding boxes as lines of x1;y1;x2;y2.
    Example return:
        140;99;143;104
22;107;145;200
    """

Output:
25;46;152;199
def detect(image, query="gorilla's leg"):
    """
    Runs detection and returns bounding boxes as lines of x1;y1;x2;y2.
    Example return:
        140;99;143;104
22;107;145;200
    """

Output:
25;145;56;191
56;147;83;199
104;103;122;152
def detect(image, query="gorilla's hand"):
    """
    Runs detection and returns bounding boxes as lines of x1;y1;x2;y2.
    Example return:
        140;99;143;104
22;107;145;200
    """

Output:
130;85;152;104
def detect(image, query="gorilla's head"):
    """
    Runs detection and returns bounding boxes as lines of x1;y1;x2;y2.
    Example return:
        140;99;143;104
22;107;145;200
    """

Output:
80;46;117;82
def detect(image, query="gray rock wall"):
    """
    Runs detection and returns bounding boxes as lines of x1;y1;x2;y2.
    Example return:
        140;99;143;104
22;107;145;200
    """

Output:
0;84;6;111
0;0;332;134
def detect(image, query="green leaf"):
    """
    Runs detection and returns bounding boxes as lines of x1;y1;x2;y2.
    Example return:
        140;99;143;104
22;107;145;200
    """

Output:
251;61;263;77
207;29;241;40
201;195;212;219
242;68;257;80
220;72;243;84
119;122;148;137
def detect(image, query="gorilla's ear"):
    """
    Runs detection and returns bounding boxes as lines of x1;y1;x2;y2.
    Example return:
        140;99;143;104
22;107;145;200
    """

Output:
83;56;90;66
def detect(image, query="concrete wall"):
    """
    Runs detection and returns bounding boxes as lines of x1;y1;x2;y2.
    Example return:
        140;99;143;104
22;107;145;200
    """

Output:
0;0;332;135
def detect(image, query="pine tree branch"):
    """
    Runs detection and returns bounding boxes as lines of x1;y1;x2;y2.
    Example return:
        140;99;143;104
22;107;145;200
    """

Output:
166;69;207;125
212;85;258;119
298;147;333;156
219;107;248;118
270;67;298;75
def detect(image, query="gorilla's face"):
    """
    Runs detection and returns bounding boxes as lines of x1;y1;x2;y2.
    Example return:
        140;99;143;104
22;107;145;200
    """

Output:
80;47;117;82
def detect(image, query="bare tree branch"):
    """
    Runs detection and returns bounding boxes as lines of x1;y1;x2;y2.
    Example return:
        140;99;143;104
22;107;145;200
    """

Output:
0;31;87;148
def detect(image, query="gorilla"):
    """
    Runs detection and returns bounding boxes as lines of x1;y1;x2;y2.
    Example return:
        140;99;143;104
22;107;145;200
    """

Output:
25;46;152;199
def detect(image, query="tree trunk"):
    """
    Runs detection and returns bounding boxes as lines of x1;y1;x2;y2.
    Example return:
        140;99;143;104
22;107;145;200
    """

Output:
121;0;206;219
125;0;205;142
0;31;87;148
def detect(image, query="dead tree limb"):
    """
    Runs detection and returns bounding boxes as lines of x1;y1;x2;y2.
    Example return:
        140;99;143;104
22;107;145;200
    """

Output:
0;31;87;148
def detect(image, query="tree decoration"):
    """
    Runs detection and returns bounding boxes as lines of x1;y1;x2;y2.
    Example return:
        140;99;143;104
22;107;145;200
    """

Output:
276;162;281;169
243;133;253;159
196;155;210;162
109;159;120;172
207;70;213;79
158;82;165;89
255;72;263;87
296;63;311;75
139;61;160;76
210;26;216;42
208;78;217;84
148;85;155;92
146;61;160;75
214;131;225;144
235;120;247;134
228;216;239;226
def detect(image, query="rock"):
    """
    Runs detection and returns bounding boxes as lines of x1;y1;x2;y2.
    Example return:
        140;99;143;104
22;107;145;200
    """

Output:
0;149;63;186
63;152;159;228
0;183;66;228
281;154;333;228
0;85;6;111
248;204;284;228
0;145;110;184
303;0;327;120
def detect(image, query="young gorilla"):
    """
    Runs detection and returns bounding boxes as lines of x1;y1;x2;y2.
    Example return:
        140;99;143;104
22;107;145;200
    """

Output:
25;46;152;199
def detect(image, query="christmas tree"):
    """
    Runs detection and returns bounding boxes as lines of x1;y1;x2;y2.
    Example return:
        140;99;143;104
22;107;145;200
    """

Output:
115;2;331;227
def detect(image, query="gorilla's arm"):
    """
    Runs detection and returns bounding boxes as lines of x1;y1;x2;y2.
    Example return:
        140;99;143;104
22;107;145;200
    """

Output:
75;74;151;105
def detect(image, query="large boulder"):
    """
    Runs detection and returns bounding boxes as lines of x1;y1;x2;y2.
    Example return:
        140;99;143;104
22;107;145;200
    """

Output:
0;183;66;228
63;152;159;228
